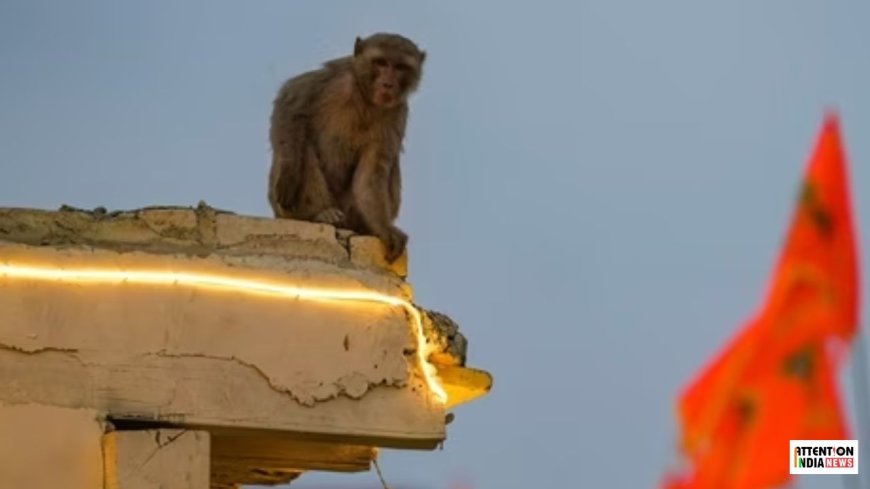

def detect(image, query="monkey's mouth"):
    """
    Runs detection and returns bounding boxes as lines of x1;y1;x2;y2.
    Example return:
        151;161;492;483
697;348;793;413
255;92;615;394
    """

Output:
373;91;398;107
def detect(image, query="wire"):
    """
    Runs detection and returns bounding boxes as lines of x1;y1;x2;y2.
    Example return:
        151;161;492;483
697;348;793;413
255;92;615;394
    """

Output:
373;457;391;489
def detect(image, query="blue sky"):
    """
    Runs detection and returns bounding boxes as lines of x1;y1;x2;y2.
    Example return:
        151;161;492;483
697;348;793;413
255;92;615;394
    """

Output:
1;1;869;488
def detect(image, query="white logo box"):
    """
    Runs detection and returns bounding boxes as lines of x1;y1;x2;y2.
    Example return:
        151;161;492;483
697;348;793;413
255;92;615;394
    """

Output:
790;440;859;475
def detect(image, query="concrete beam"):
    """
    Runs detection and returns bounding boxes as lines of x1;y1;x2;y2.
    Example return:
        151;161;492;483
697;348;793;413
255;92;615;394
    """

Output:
103;429;210;489
0;205;491;485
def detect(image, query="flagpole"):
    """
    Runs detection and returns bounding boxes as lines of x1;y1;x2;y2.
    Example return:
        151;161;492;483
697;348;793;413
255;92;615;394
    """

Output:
848;328;870;489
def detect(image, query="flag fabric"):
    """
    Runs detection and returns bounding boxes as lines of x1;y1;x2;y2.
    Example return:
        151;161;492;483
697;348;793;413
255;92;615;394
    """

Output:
663;114;860;489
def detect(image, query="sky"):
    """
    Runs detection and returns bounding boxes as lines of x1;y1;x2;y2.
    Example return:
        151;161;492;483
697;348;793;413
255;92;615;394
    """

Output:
1;1;869;488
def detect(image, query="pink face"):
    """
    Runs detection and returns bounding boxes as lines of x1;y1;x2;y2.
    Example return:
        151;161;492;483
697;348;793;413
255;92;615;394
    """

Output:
370;56;416;108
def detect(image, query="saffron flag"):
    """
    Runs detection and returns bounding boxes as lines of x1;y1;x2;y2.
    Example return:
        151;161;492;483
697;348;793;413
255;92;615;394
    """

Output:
663;114;860;489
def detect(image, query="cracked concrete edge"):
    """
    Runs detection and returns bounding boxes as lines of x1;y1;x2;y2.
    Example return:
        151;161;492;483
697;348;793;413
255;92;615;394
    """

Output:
0;322;416;407
147;351;408;407
0;342;410;408
0;346;447;446
0;342;79;355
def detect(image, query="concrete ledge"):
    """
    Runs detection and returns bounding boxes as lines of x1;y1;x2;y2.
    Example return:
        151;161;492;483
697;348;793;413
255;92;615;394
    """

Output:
0;204;489;485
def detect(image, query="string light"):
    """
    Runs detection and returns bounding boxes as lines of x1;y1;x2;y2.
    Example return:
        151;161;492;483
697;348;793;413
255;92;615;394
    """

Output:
0;262;447;402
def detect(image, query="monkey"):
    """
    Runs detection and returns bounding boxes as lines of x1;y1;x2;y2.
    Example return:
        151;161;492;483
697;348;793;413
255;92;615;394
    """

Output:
268;33;426;262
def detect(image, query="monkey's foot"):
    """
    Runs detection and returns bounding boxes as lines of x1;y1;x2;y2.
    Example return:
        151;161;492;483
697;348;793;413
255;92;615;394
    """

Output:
313;208;345;225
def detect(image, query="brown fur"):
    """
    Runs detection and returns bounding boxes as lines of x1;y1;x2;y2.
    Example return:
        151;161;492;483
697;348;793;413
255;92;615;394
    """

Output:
268;33;425;262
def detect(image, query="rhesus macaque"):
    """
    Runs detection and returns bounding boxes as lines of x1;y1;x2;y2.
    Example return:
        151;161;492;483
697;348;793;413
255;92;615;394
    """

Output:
268;33;426;262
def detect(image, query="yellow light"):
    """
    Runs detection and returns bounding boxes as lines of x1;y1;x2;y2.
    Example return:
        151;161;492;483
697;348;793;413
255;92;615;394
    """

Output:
0;262;447;403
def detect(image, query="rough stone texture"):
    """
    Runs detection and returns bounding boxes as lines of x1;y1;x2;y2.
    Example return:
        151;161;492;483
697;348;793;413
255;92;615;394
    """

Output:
0;203;399;285
103;429;210;489
0;403;104;489
423;309;468;367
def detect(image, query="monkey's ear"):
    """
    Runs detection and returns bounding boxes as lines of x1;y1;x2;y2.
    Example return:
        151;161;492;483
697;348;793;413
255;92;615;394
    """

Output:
419;50;427;64
354;37;364;57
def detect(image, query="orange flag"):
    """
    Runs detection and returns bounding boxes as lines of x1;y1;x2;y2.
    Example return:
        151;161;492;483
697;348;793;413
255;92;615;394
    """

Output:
664;114;860;489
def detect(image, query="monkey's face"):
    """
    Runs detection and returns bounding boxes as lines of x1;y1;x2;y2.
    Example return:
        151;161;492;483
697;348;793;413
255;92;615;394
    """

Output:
354;34;425;109
368;55;418;108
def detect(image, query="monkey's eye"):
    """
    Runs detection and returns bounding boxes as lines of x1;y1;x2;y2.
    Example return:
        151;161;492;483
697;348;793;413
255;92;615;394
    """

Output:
373;57;388;67
395;63;409;72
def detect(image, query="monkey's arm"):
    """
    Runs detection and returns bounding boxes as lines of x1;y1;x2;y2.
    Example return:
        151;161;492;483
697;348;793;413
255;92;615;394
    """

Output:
353;147;407;261
388;157;401;220
353;147;393;235
388;106;407;220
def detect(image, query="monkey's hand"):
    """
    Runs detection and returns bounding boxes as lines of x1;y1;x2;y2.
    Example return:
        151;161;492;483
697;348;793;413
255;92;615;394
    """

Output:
381;225;408;263
313;207;345;226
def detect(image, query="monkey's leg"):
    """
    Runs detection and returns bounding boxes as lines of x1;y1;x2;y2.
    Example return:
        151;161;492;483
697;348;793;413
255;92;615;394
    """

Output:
268;150;299;218
270;143;342;223
296;146;345;223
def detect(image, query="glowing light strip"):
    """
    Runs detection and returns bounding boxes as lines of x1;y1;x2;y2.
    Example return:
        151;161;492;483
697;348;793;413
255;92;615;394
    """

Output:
0;263;447;402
